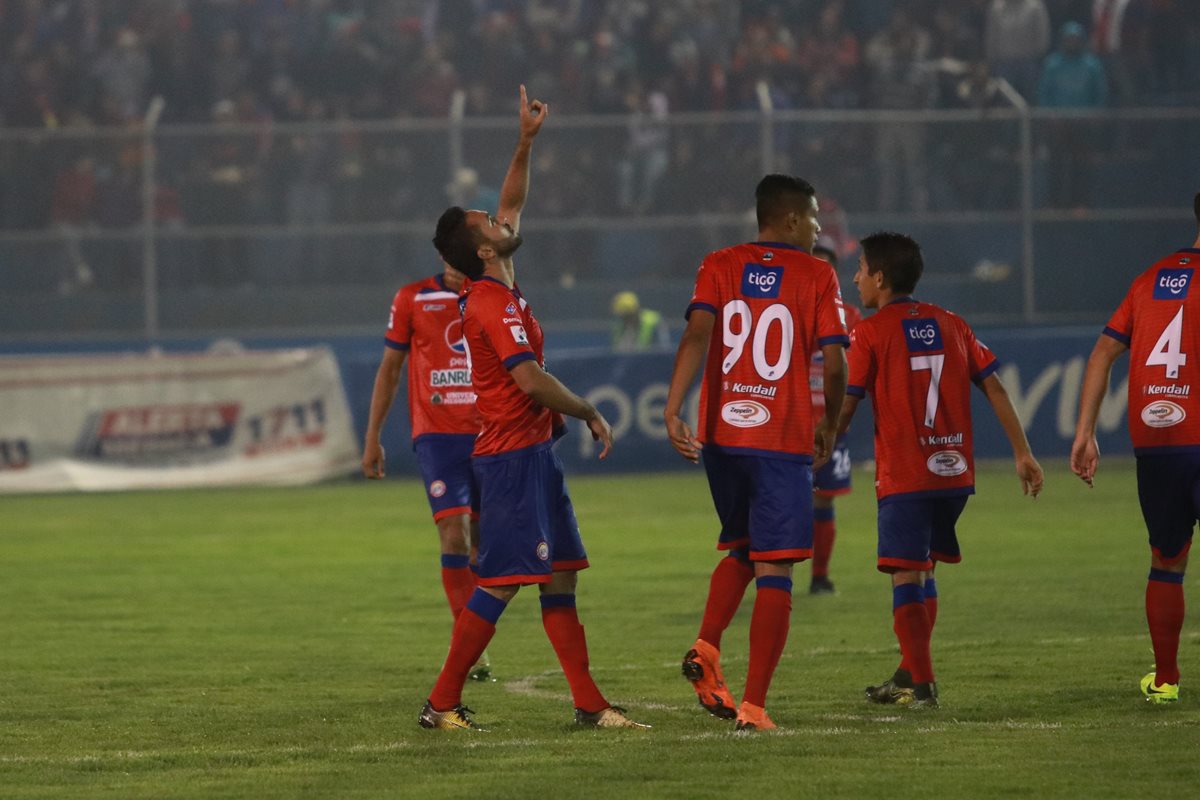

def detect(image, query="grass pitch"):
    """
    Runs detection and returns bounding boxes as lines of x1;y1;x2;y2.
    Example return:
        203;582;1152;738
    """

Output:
1;462;1197;799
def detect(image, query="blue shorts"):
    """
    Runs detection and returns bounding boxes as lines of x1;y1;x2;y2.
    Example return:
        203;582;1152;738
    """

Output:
472;440;587;587
414;434;479;522
1136;453;1200;564
703;446;813;562
876;494;970;573
813;436;852;497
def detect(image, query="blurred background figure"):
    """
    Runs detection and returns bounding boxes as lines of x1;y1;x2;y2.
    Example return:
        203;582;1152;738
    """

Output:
611;291;669;352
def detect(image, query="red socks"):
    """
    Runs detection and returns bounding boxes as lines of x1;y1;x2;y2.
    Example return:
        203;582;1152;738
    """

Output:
541;595;608;713
899;577;937;674
428;591;504;710
893;583;934;684
812;518;836;578
1146;570;1185;685
440;554;475;619
742;576;793;708
698;555;755;649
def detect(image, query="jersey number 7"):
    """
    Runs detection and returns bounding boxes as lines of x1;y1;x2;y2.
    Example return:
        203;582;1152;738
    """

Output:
910;354;945;428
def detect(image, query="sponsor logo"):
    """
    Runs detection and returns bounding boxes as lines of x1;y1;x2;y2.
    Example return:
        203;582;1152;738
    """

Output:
440;391;477;405
243;398;327;457
1153;268;1193;300
503;316;522;324
730;382;778;399
449;357;468;367
926;450;968;477
430;393;443;405
761;251;774;261
741;263;783;299
77;403;240;462
1181;257;1192;265
1145;384;1191;397
422;303;446;311
721;400;771;428
1141;400;1186;428
429;480;447;498
444;320;466;354
921;432;964;446
387;310;394;330
536;541;550;561
510;325;529;345
903;319;944;352
430;368;472;388
506;302;518;315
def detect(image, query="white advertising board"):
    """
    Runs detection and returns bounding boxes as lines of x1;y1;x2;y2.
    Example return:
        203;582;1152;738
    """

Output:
0;348;359;493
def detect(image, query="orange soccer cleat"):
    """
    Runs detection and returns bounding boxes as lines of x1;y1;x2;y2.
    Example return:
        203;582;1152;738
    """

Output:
681;639;738;719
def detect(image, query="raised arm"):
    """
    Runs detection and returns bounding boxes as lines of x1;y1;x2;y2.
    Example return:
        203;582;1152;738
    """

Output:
979;372;1044;497
496;84;548;232
509;360;612;460
663;309;715;463
1070;334;1129;486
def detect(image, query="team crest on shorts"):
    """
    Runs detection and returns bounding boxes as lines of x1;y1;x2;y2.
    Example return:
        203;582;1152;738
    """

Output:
429;480;447;498
536;541;550;561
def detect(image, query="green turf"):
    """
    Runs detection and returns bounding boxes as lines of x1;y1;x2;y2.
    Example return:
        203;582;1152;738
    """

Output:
1;462;1197;798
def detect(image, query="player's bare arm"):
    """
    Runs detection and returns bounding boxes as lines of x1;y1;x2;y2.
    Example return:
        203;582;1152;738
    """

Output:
496;85;548;232
509;359;613;459
834;394;860;439
362;347;407;479
664;309;714;463
979;373;1044;497
815;342;847;468
1070;334;1129;487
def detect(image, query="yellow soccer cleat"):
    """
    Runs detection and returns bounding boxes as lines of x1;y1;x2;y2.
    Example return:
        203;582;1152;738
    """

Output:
1140;672;1180;704
418;701;487;731
574;706;651;729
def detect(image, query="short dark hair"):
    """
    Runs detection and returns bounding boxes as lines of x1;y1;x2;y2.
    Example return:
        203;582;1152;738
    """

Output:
1194;191;1200;224
432;206;484;279
812;244;838;266
860;231;924;294
755;174;816;228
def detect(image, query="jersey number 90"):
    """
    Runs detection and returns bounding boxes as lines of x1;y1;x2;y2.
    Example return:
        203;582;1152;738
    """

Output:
722;300;794;380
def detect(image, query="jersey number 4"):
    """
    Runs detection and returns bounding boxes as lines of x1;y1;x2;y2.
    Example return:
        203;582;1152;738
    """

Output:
722;300;794;380
910;354;945;429
1147;307;1187;379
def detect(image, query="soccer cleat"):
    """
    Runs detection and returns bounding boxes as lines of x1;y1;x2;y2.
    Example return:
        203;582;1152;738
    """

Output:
734;701;777;732
574;705;651;729
418;700;486;731
865;668;916;704
682;639;738;719
908;681;939;710
468;649;495;682
1141;672;1180;704
809;576;836;595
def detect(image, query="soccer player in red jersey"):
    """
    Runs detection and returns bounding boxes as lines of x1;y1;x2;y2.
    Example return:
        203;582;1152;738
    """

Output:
1071;193;1200;704
417;86;647;731
809;244;864;595
837;231;1042;708
362;258;494;680
664;174;849;731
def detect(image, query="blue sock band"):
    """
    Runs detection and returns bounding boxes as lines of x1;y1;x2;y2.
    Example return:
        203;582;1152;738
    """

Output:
756;575;793;593
727;548;750;563
923;577;938;598
441;554;470;569
1148;568;1185;585
893;583;924;610
466;588;507;624
539;593;577;610
814;506;835;522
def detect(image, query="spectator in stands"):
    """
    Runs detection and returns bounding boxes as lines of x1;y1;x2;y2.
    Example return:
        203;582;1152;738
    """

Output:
617;84;670;214
1038;20;1108;207
985;0;1052;99
91;28;150;123
611;291;670;352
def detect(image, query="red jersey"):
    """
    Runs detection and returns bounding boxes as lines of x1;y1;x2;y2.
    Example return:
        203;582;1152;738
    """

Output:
461;277;553;457
1104;248;1200;454
384;275;480;440
687;241;849;460
847;298;998;502
811;303;863;417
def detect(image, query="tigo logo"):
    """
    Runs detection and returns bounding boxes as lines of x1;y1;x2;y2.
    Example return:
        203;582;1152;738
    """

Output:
720;400;771;428
1153;268;1193;300
741;263;783;299
903;318;944;352
926;450;968;476
1141;400;1186;428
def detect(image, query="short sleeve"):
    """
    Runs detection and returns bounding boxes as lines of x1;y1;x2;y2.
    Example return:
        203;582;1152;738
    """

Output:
471;289;538;371
1103;288;1134;346
686;256;720;319
816;267;850;349
846;323;875;398
384;287;413;350
963;319;1000;383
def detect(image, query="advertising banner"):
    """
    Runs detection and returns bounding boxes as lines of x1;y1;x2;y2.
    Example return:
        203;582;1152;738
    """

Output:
0;348;359;493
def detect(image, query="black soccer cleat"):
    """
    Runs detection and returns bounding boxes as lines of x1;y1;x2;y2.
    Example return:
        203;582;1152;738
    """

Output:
909;681;939;709
865;668;916;704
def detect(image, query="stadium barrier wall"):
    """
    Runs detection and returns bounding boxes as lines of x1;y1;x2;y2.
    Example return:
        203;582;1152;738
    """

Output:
0;347;359;493
345;326;1131;479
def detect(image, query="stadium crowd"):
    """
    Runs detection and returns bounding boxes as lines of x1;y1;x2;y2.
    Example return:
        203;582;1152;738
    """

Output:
1;0;1197;287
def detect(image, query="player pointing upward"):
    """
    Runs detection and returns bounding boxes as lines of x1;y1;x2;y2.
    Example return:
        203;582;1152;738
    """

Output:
1072;192;1200;704
665;174;849;731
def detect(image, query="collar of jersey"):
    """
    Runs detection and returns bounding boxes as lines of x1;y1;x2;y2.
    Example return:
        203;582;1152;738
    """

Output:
886;295;917;306
476;275;515;291
752;241;809;252
1179;248;1200;254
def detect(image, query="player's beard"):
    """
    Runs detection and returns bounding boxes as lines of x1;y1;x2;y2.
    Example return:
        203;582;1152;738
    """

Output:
495;233;523;258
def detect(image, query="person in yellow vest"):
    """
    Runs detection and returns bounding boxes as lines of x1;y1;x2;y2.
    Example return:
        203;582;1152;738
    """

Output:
611;291;670;352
